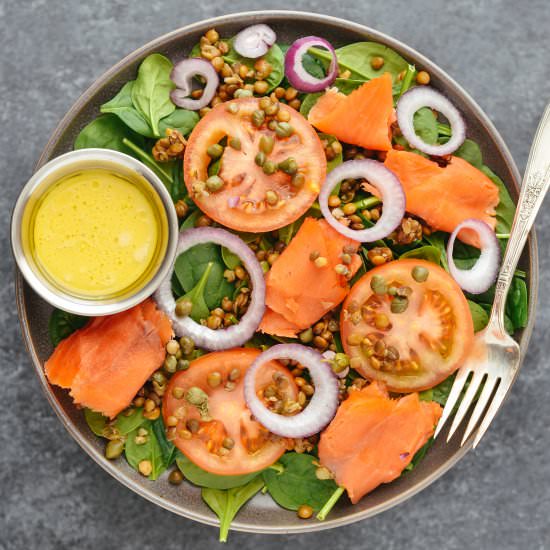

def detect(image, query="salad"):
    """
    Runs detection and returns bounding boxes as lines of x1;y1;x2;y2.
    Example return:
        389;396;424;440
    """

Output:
44;23;528;541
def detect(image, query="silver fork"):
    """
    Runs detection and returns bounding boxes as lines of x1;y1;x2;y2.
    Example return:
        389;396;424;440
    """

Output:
434;103;550;448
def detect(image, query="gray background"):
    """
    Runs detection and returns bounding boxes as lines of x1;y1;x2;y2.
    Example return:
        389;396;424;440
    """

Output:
1;1;549;549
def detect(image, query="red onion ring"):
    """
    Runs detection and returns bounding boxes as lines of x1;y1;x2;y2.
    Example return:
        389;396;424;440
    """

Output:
284;36;338;93
396;87;466;156
170;58;219;111
319;159;406;242
153;227;265;350
233;24;276;59
243;344;339;438
447;219;500;294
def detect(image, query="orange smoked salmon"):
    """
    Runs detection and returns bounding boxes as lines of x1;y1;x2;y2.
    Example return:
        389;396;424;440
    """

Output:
308;73;394;151
384;149;500;247
259;218;361;337
318;382;442;503
45;299;172;418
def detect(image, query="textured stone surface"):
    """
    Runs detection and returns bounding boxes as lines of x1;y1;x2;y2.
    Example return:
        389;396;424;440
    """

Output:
1;1;549;549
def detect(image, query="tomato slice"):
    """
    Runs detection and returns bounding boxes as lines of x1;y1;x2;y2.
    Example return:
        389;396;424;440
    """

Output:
163;348;298;476
183;98;326;232
341;259;474;392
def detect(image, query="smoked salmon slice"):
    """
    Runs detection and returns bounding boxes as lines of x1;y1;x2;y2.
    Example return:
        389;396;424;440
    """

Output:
45;299;172;418
259;218;361;338
384;149;500;247
318;381;442;503
308;73;394;151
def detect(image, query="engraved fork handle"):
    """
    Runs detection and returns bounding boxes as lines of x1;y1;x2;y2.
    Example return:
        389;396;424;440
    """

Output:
489;103;550;334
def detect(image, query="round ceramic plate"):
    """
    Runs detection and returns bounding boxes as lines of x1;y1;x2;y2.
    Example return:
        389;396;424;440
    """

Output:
15;10;538;534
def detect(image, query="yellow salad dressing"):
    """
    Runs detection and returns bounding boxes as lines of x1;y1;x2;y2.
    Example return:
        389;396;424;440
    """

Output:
32;169;161;297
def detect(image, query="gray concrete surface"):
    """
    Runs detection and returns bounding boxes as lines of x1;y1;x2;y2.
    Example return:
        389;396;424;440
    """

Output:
1;1;549;549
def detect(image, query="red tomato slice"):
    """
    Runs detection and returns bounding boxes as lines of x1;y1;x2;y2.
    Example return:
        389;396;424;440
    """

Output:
341;260;474;392
163;348;298;476
183;98;326;232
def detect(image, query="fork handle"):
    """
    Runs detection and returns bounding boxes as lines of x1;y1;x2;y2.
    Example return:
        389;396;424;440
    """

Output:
489;103;550;334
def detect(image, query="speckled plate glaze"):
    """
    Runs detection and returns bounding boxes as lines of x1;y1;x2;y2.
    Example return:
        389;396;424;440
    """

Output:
14;10;538;535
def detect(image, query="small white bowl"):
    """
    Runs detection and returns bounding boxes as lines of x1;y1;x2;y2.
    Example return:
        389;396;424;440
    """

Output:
11;148;179;316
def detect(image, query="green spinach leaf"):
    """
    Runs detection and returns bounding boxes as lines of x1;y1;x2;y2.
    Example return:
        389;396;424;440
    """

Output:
299;92;322;118
454;138;483;169
48;309;88;347
202;477;264;542
413;107;438;145
176;454;260;489
84;409;107;437
262;453;338;512
506;277;528;329
100;81;154;137
74;114;145;156
309;42;409;93
420;373;456;405
172;243;234;310
115;408;145;435
318;133;343;172
221;247;241;270
399;245;441;264
131;53;175;137
481;165;515;234
124;419;166;480
151;416;178;467
404;438;434;472
179;262;214;321
159;108;200;136
468;300;489;332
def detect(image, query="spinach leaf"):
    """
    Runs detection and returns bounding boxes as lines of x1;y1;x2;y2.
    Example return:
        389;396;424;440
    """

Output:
309;42;409;93
151;416;178;467
420;373;455;405
413;107;438;145
115;408;145;435
179;262;214;321
180;209;201;230
300;92;322;118
159;108;199;136
100;81;155;137
176;454;260;489
131;53;175;137
481;165;515;234
301;52;326;79
454;138;483;169
399;245;441;264
221;247;241;270
318;133;343;172
404;438;434;472
74;114;146;156
84;409;107;437
506;277;528;329
468;300;489;332
202;477;264;542
172;243;234;310
124;419;166;480
423;232;449;271
48;309;88;347
223;42;285;92
262;453;338;512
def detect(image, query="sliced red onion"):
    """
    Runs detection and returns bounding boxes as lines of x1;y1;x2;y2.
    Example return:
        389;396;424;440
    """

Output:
447;219;500;294
233;24;276;59
285;36;337;93
153;227;265;350
319;159;406;242
170;58;219;111
244;344;339;438
396;87;466;156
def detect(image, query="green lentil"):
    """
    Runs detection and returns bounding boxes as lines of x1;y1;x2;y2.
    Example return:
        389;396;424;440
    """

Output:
172;386;185;399
207;371;222;388
252;109;266;127
259;135;274;154
370;275;388;295
278;157;298;175
207;144;224;158
265;190;279;205
206;175;224;192
179;336;195;356
234;88;253;98
226;103;239;114
275;122;294;138
166;340;180;355
299;328;314;343
105;439;124;460
391;296;409;314
186;386;208;406
168;469;184;485
263;160;277;175
229;137;241;150
291;173;305;187
175;299;193;317
412;265;430;282
177;359;190;371
164;355;178;373
255;151;266;167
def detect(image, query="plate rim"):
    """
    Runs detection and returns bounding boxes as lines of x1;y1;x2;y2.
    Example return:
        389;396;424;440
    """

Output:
14;9;540;535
